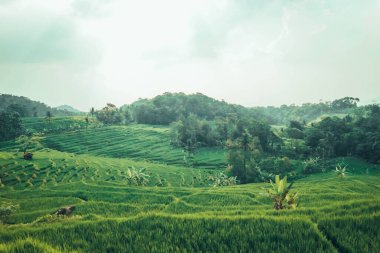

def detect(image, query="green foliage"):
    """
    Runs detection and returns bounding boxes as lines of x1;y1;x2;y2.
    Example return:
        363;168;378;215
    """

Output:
16;134;43;152
259;156;293;176
0;111;24;141
0;202;19;224
266;175;298;210
0;94;80;117
289;120;304;131
0;155;378;251
226;118;272;183
304;105;380;164
335;164;347;179
303;157;323;174
126;167;150;186
130;92;249;125
94;103;123;125
0;238;64;253
208;172;237;187
331;97;359;112
285;127;304;139
32;214;70;224
36;125;225;169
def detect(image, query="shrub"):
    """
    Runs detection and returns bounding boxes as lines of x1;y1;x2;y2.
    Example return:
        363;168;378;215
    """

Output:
0;202;19;224
126;167;150;186
335;164;347;179
303;157;323;174
285;127;304;139
208;172;237;187
259;157;293;176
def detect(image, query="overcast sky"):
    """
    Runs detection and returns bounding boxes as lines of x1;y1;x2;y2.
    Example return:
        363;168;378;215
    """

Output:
0;0;379;111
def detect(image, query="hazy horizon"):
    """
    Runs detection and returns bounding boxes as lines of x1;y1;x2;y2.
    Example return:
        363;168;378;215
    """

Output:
1;0;379;111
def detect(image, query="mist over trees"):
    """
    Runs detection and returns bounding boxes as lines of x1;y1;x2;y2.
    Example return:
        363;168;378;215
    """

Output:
0;94;81;117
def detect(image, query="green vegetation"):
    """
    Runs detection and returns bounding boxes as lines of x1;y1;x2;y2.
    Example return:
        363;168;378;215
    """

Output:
0;93;379;252
266;175;298;210
0;94;81;117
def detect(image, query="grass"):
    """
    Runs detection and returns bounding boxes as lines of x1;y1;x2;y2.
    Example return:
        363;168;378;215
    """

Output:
0;116;379;252
1;118;226;169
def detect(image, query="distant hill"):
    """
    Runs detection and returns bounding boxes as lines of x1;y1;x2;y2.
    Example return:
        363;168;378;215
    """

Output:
121;92;250;125
0;94;80;117
54;105;83;114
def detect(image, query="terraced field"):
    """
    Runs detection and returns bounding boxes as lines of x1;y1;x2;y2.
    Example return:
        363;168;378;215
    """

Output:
42;125;225;168
0;116;379;252
0;154;379;252
1;117;225;169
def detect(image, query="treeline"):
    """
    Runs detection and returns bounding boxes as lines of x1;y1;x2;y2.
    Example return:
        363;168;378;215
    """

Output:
304;105;380;164
251;97;360;125
0;94;80;117
169;104;380;183
94;93;360;127
126;92;249;125
169;113;282;182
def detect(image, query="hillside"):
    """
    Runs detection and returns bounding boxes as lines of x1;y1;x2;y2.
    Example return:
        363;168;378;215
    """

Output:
54;105;83;114
0;94;81;117
0;99;379;252
0;149;379;252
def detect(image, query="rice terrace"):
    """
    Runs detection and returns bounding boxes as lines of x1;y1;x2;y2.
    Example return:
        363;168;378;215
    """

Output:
1;1;380;252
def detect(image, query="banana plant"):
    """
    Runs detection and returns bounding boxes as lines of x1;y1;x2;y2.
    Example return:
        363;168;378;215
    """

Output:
126;167;150;186
335;165;347;179
266;175;298;210
209;172;237;187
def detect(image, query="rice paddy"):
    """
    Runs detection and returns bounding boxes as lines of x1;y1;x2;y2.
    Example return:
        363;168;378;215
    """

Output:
0;116;379;252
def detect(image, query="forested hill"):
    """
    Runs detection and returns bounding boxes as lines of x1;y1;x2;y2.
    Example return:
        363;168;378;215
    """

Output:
123;92;249;125
122;93;361;125
0;94;81;117
250;97;360;125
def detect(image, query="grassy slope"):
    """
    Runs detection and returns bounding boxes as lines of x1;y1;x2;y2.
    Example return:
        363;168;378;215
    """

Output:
0;116;379;252
0;151;379;252
2;117;225;169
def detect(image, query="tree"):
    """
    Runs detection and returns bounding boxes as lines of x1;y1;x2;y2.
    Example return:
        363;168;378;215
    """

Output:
331;97;359;112
226;129;261;183
170;114;200;166
95;104;123;125
289;120;304;131
0;111;23;141
45;111;53;122
6;104;28;117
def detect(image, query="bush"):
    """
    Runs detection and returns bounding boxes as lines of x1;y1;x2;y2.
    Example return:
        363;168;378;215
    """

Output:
259;157;293;176
303;157;323;174
0;202;19;224
285;127;304;139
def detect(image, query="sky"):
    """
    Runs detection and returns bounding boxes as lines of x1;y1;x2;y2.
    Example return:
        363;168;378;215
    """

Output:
0;0;379;111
